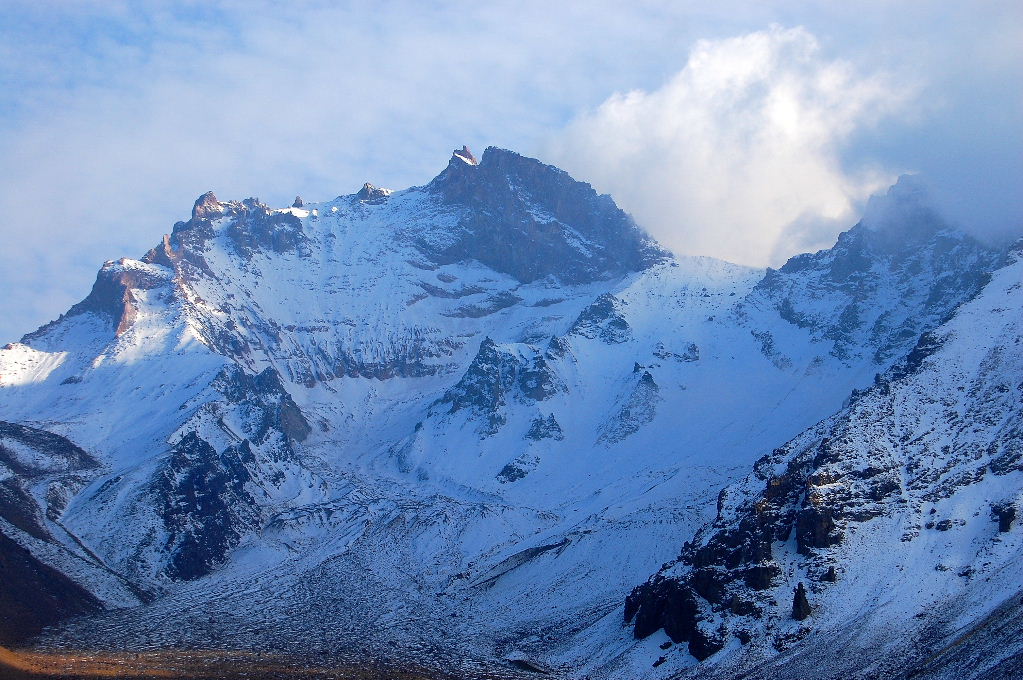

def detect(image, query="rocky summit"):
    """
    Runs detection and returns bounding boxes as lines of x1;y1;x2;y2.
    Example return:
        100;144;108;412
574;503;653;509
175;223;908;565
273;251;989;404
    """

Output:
0;147;1019;680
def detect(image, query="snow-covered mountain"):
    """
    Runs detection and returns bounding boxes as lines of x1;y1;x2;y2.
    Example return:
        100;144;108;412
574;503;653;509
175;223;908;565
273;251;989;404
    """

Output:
609;239;1023;679
0;148;1017;679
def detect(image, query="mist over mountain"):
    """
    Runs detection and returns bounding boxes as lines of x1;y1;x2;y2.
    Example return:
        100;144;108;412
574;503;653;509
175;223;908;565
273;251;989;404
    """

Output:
0;147;1019;679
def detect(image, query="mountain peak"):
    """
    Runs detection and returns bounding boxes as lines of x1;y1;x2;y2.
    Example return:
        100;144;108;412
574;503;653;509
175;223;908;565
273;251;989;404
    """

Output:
191;191;222;221
860;174;948;240
421;145;667;283
452;145;478;166
355;183;392;202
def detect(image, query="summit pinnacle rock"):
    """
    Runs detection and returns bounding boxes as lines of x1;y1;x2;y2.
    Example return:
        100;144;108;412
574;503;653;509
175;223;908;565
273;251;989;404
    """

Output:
355;183;391;202
453;145;478;165
191;191;222;220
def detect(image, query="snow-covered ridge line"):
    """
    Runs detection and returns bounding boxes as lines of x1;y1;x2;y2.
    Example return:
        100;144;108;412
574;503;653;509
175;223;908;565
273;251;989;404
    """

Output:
0;147;1016;680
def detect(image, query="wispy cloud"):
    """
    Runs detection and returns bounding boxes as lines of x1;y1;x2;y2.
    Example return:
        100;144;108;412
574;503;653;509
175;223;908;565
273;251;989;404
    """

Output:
0;1;692;342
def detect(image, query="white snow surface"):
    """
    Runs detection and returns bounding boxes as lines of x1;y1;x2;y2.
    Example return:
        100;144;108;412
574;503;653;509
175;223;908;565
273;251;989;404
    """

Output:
0;156;1016;678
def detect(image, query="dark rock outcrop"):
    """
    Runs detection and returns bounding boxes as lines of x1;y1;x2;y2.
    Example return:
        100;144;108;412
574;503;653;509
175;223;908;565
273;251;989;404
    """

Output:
355;183;391;202
792;582;811;620
598;369;660;445
162;193;310;261
625;241;1022;664
497;457;536;483
424;147;667;284
213;365;311;445
155;433;259;581
143;365;316;580
192;191;223;221
570;293;631;344
654;341;699;362
993;503;1016;533
526;414;564;441
0;422;98;475
433;338;564;437
626;577;722;660
453;145;478;165
0;423;114;643
625;415;908;657
328;341;455;381
0;422;100;540
223;198;308;258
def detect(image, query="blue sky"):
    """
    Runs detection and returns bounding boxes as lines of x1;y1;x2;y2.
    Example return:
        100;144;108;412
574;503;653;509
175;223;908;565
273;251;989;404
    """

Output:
1;1;1020;342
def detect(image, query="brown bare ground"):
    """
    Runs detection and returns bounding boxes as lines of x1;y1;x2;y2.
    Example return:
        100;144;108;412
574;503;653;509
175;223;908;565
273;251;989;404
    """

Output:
0;646;505;680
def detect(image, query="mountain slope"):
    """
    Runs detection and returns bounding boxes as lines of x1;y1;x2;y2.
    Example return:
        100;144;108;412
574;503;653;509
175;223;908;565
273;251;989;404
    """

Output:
0;149;1013;678
607;241;1023;679
0;421;141;644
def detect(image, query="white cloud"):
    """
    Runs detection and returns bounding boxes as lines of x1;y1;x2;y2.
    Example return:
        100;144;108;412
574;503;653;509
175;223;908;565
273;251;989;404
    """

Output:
0;4;1019;341
0;1;696;342
545;25;913;267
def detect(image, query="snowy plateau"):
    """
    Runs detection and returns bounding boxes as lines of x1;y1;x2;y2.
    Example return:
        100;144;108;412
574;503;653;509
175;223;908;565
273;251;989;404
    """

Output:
0;146;1020;679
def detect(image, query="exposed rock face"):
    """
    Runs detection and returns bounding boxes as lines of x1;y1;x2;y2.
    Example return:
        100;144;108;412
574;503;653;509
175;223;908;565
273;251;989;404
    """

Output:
625;577;723;661
571;293;632;343
354;182;392;202
327;343;455;381
22;259;172;341
159;365;311;580
212;365;311;445
223;198;309;258
624;405;909;655
192;191;223;221
444;290;523;318
994;503;1017;533
155;433;260;581
0;422;99;541
598;368;660;445
0;422;141;642
654;341;699;362
0;421;98;475
432;338;564;437
167;193;310;261
453;145;478;165
497;456;538;483
71;363;317;584
425;146;667;284
137;188;471;383
0;422;99;540
526;413;564;441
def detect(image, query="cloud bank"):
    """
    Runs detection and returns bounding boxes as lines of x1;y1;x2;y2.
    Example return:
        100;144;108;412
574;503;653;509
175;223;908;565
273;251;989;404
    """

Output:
0;2;1020;342
0;1;701;343
546;26;910;266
